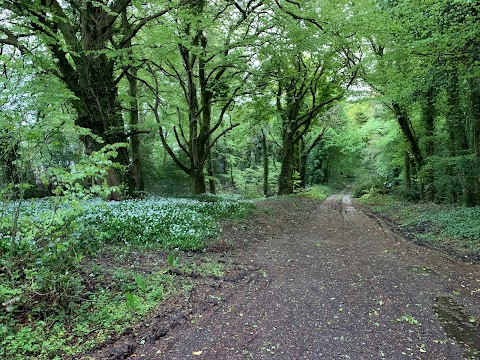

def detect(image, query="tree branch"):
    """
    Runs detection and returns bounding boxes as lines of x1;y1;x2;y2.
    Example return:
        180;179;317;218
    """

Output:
117;0;194;48
0;27;29;53
274;0;327;30
304;126;329;156
206;123;240;155
173;125;193;161
158;123;191;175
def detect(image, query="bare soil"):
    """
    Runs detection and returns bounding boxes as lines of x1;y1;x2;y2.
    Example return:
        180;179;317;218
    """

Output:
82;195;480;359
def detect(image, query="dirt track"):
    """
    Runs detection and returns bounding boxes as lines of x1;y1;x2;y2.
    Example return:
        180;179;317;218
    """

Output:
87;195;480;359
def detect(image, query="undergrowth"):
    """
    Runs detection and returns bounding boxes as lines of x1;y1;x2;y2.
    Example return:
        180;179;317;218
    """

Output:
357;193;480;262
297;184;334;201
0;195;252;359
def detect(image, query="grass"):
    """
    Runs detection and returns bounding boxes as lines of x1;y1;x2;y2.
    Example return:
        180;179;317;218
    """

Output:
357;193;480;262
0;195;253;359
296;184;334;201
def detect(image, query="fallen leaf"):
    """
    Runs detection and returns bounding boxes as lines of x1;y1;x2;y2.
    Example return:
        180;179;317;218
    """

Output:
192;350;203;356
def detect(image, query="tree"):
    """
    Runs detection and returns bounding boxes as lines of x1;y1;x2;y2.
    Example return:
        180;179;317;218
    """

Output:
0;0;187;195
143;0;267;194
358;0;480;204
273;54;343;194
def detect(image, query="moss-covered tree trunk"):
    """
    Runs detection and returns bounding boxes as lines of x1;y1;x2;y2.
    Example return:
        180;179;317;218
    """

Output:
261;129;270;197
73;54;131;198
470;78;480;206
405;151;411;193
421;88;436;202
39;1;134;196
126;67;145;194
278;131;296;195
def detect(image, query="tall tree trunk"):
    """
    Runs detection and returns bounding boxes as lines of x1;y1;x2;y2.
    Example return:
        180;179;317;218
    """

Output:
422;88;436;202
207;150;216;194
299;127;328;189
392;102;423;169
261;129;269;197
123;12;144;195
127;67;145;195
75;63;130;199
50;2;134;196
278;132;295;195
405;151;411;193
192;168;207;195
75;3;129;194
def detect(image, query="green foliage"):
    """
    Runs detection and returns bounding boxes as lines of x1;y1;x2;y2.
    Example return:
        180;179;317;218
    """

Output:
0;147;124;358
298;185;333;201
0;146;120;317
395;315;420;326
1;191;251;358
82;195;253;250
125;291;137;311
167;253;180;268
0;267;179;359
352;181;386;199
183;260;225;278
358;194;480;260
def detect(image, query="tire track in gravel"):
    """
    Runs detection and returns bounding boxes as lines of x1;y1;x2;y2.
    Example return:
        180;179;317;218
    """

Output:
95;195;480;359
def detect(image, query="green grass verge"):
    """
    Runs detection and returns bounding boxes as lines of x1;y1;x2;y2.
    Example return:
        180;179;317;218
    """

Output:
357;194;480;262
296;185;334;201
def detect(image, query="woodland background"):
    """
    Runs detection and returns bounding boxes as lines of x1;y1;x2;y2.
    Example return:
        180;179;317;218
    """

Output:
1;1;480;358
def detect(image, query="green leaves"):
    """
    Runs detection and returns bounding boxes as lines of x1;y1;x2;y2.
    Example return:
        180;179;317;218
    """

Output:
83;195;253;250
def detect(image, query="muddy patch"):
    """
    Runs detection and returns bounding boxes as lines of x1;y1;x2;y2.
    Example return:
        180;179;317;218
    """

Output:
433;296;480;357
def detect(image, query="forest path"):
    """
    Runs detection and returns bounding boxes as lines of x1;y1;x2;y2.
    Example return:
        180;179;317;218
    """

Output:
92;195;480;359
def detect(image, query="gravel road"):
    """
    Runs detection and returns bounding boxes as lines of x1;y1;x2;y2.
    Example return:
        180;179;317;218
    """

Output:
90;195;480;359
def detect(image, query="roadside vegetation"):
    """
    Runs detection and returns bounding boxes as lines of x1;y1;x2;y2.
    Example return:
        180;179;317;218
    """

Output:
0;194;253;359
357;193;480;263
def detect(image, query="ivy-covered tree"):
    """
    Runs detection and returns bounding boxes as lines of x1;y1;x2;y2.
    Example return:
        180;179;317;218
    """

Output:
0;0;188;195
359;0;480;204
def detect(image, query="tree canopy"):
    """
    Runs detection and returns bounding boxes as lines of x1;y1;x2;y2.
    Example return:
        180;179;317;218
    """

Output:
1;0;479;204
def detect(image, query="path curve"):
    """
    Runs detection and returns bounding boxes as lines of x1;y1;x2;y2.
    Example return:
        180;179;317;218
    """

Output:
94;196;480;359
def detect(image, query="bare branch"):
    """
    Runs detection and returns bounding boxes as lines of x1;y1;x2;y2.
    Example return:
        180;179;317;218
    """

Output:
117;0;194;48
173;126;192;161
176;107;189;145
158;123;191;175
268;129;283;150
233;2;248;19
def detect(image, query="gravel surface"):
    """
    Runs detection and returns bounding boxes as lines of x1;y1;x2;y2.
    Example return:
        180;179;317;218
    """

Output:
86;195;480;359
